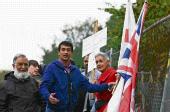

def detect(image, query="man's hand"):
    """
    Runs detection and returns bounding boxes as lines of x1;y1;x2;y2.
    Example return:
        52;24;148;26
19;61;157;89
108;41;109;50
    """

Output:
115;73;121;80
48;93;60;104
108;82;117;91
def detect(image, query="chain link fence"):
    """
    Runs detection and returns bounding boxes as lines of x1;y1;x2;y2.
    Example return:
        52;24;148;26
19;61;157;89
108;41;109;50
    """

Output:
135;15;170;112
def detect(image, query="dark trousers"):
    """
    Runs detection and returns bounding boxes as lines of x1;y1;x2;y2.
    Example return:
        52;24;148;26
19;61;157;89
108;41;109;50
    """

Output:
74;89;90;112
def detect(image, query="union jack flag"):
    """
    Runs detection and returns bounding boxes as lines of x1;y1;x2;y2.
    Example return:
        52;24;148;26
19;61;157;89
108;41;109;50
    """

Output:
107;1;148;112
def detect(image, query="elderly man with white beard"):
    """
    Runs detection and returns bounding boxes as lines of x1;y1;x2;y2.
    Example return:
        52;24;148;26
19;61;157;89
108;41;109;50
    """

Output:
0;54;41;112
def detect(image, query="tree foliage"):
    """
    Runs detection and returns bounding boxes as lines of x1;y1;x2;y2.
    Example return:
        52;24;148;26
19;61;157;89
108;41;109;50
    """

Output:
41;0;170;74
105;1;170;110
105;0;170;72
63;19;95;48
41;39;58;64
140;17;170;79
41;19;102;66
138;0;170;77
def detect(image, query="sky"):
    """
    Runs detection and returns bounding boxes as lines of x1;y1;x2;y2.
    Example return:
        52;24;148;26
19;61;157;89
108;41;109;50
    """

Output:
0;0;136;70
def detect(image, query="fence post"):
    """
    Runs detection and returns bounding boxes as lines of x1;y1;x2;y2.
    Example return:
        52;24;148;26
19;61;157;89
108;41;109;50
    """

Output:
160;51;170;112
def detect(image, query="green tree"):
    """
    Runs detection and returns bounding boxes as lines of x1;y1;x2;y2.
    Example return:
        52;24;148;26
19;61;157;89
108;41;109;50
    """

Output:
105;1;170;110
105;0;170;70
62;19;95;48
41;19;102;67
41;39;58;64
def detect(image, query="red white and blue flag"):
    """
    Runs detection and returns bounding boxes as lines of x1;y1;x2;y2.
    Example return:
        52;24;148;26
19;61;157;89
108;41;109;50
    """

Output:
107;1;148;112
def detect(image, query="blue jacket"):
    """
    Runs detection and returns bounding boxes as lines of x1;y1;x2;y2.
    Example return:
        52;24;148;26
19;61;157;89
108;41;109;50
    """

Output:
39;60;108;111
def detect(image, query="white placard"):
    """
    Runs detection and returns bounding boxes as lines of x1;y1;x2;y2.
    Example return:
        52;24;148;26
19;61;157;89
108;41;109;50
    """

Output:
88;52;97;72
82;28;107;57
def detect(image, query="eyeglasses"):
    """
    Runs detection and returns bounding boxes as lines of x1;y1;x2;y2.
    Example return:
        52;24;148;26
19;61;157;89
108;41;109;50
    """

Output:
15;63;29;67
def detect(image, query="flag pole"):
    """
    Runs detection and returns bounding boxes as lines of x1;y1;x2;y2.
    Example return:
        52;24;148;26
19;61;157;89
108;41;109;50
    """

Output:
160;51;170;112
110;48;113;66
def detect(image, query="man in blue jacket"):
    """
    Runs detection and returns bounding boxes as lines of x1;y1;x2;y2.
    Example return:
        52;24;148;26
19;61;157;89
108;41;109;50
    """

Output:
39;41;113;112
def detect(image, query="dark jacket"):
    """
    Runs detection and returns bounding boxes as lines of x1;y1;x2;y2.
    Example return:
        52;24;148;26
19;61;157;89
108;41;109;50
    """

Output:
39;60;109;111
0;71;41;112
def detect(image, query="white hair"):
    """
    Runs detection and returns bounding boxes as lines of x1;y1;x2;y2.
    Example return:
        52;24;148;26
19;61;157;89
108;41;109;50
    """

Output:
13;53;26;64
95;52;110;61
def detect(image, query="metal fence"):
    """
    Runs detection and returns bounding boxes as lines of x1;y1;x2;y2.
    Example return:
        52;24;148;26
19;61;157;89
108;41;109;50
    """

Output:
135;15;170;112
